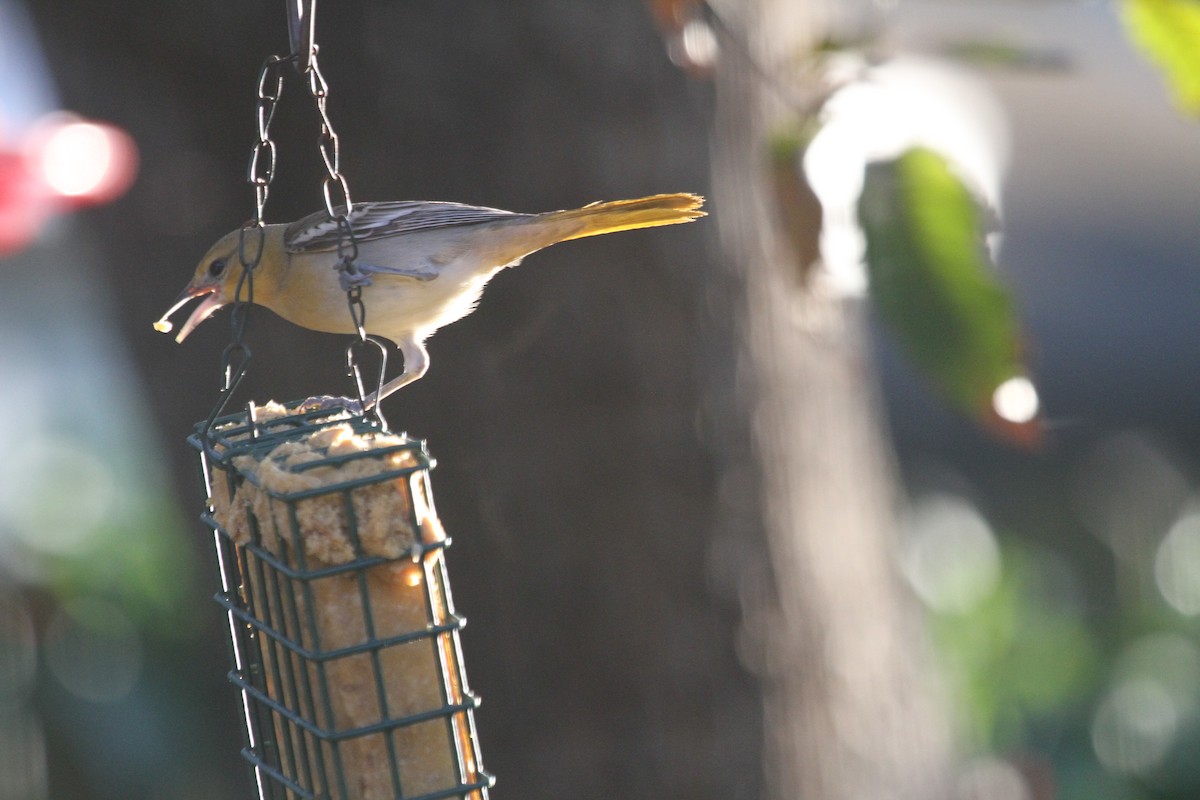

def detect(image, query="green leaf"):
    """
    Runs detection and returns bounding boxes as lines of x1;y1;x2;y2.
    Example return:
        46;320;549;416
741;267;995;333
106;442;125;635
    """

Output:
1121;0;1200;117
928;545;1100;750
859;147;1038;446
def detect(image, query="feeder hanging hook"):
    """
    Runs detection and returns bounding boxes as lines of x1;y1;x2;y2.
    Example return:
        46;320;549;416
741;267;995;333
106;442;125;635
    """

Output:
285;0;317;72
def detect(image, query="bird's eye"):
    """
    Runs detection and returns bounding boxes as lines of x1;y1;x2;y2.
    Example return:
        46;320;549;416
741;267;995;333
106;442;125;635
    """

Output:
208;258;227;277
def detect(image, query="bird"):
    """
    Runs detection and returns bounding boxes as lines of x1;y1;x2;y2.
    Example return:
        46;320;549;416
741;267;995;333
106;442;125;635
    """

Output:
157;193;705;404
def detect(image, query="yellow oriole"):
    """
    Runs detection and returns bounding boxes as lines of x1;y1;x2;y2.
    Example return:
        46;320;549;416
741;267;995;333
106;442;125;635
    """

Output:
157;193;704;401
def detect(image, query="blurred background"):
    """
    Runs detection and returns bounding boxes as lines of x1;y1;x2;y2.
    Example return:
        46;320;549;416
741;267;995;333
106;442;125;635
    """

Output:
0;1;1198;799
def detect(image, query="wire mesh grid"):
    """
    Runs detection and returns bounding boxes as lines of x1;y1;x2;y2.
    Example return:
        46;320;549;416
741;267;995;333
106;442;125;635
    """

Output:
189;403;493;800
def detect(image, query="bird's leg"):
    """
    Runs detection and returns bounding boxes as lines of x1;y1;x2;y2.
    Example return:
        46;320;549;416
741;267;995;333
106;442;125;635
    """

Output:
367;337;430;405
300;337;429;414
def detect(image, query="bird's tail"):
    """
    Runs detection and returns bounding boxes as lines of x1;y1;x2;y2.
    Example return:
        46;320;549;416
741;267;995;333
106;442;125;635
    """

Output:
541;193;706;242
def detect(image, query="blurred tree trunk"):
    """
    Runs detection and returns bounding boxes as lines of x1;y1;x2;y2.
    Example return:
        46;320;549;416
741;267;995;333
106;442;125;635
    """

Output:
709;3;957;799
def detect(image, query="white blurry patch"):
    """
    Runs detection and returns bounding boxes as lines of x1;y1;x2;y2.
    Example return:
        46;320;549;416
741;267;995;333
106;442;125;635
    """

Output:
1092;678;1179;775
39;121;114;198
804;54;1010;295
44;597;143;704
1072;432;1189;561
1114;633;1200;715
0;435;115;558
992;374;1040;424
679;18;719;70
1155;504;1200;615
956;757;1032;800
900;492;1001;614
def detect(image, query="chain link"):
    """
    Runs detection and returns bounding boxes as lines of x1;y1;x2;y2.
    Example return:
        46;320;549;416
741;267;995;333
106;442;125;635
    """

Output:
303;47;387;426
306;50;354;220
204;54;289;437
248;55;287;228
230;54;288;360
207;17;384;430
303;49;360;326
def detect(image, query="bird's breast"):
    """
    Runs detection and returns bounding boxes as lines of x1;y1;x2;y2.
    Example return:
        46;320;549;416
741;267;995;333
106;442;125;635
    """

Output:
271;239;507;341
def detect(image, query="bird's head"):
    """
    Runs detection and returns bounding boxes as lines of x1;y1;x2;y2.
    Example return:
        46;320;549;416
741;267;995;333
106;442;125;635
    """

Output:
155;227;278;343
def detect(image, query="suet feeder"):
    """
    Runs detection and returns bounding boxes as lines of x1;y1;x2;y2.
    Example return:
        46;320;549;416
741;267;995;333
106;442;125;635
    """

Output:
178;6;494;795
191;401;493;799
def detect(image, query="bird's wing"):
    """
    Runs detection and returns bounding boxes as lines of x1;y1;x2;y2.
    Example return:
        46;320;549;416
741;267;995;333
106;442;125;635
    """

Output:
284;201;527;253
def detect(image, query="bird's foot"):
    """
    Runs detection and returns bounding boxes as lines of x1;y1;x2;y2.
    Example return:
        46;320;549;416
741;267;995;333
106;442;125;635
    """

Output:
296;395;363;416
336;258;375;292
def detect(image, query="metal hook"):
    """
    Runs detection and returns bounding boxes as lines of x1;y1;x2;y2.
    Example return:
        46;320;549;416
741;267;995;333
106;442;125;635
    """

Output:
201;342;253;447
346;335;389;429
285;0;317;72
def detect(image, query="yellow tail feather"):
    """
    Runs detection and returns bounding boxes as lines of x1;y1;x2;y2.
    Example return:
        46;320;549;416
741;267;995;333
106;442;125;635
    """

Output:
545;193;706;242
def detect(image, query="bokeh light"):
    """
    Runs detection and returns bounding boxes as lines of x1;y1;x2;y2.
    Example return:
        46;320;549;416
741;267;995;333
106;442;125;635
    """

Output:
1091;634;1200;776
991;375;1039;425
1072;432;1189;559
1091;678;1178;775
1115;633;1200;715
29;115;137;205
0;435;116;559
1155;503;1200;616
900;492;1001;615
39;121;112;197
44;597;144;704
956;756;1031;800
678;18;719;70
805;54;1010;295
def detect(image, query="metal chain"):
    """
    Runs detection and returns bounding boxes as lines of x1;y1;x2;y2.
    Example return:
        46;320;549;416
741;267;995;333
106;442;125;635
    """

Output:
248;55;286;228
204;54;289;439
303;46;387;427
206;7;385;432
306;51;353;220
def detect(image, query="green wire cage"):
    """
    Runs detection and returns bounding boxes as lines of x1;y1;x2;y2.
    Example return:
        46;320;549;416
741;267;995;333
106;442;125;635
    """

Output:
190;401;493;800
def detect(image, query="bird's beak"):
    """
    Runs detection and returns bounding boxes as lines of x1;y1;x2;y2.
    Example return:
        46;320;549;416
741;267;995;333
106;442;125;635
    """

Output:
154;284;225;343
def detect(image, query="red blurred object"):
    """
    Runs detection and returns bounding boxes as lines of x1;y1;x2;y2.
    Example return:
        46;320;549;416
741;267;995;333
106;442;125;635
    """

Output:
0;113;138;256
0;149;47;254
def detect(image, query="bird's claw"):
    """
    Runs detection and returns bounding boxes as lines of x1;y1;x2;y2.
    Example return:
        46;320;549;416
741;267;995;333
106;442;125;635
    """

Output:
297;395;363;416
336;259;374;292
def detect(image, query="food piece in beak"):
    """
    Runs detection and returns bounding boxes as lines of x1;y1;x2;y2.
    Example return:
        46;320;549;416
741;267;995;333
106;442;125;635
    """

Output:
154;286;223;343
